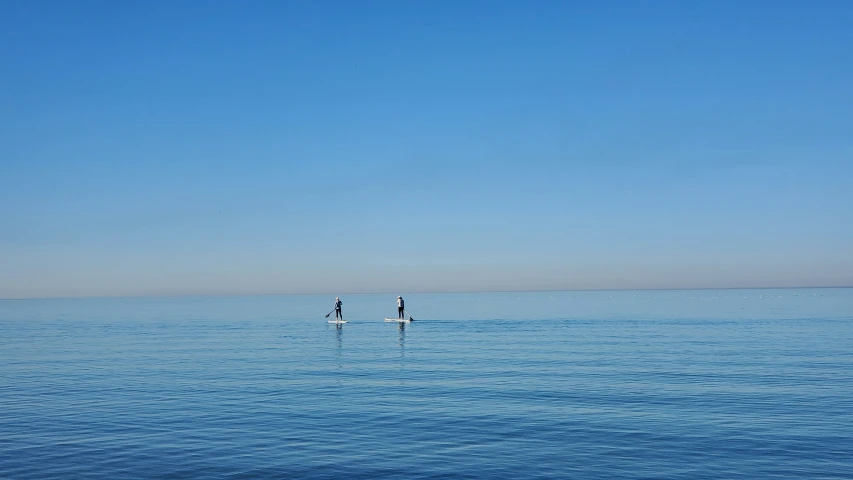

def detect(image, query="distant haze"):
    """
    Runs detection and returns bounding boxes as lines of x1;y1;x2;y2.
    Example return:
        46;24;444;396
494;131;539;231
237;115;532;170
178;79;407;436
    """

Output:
2;2;852;299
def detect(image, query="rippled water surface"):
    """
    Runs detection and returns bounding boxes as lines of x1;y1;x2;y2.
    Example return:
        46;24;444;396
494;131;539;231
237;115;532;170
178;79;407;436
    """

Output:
2;289;852;479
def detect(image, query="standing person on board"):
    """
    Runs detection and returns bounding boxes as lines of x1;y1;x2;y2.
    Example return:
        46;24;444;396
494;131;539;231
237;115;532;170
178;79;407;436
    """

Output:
334;297;343;321
397;296;405;319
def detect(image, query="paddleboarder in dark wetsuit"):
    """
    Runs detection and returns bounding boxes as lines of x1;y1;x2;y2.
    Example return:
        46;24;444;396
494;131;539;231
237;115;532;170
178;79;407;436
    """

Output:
397;296;405;319
334;297;343;320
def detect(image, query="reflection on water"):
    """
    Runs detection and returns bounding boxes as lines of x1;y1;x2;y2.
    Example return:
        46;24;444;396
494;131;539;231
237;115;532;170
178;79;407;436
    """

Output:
397;321;406;385
333;323;344;374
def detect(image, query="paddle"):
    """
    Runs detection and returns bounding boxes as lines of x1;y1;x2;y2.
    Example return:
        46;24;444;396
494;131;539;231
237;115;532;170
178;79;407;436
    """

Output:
404;310;415;321
324;310;335;318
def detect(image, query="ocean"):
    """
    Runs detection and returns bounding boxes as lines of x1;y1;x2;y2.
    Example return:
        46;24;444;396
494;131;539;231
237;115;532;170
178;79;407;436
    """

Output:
1;288;851;479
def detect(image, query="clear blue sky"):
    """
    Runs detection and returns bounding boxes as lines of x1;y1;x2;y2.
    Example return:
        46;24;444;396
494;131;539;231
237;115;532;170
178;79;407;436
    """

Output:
1;0;852;298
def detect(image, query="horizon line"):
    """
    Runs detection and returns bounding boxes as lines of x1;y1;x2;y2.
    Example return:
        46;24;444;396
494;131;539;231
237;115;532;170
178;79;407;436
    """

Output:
2;285;851;301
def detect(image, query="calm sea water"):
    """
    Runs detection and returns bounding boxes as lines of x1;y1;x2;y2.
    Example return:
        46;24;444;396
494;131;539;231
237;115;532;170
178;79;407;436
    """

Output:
1;289;851;479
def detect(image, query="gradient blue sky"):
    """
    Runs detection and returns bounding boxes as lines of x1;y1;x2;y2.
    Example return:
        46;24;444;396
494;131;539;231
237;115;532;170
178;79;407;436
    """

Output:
1;0;852;298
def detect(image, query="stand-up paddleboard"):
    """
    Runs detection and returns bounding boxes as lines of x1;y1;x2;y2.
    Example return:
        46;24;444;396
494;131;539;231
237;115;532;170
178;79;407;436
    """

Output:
385;317;411;322
328;319;348;324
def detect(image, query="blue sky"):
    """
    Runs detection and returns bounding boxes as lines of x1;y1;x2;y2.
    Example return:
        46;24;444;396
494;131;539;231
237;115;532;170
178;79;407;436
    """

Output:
1;1;852;298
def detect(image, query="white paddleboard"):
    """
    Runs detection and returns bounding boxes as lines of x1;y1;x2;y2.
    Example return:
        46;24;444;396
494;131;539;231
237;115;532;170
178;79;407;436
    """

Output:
328;319;348;324
385;318;410;322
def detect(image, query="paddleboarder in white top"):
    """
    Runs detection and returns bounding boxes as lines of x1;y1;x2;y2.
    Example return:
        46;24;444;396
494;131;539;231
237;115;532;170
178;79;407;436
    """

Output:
334;297;343;320
397;296;405;319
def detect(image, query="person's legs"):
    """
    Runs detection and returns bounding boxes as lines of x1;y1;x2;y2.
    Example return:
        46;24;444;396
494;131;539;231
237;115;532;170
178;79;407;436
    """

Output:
398;307;404;318
336;308;342;319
